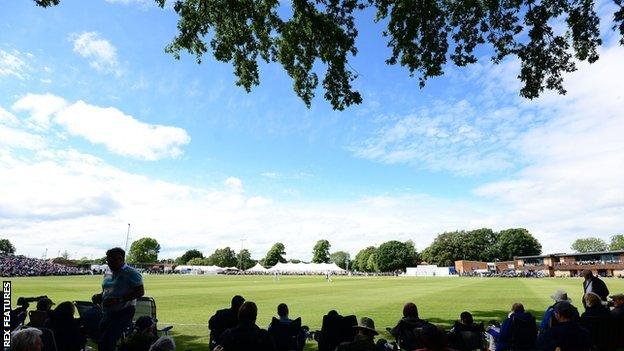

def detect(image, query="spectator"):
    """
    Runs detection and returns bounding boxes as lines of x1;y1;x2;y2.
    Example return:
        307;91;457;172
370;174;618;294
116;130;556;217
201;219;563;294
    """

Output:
540;290;571;330
497;303;537;351
610;293;624;319
149;336;176;351
26;298;55;327
268;303;305;351
217;301;276;351
336;317;380;351
389;302;432;351
209;295;245;349
415;324;456;351
10;328;43;351
448;312;484;351
485;320;501;351
581;292;609;318
0;253;84;277
95;247;145;351
118;316;159;351
581;270;609;307
35;298;54;313
536;301;591;351
44;301;86;351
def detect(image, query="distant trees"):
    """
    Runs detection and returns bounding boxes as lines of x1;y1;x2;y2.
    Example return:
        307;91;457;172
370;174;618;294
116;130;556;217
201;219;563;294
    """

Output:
610;234;624;250
206;247;237;267
352;246;376;272
375;241;418;272
571;237;609;253
175;249;204;265
263;242;287;267
496;228;542;260
236;249;256;270
127;237;161;263
421;228;542;266
0;238;15;254
329;251;350;270
312;240;331;263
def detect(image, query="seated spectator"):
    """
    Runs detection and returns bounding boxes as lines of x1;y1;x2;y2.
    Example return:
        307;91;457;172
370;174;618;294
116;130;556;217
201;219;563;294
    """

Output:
581;293;609;318
268;303;305;351
540;290;571;330
448;312;484;351
27;298;54;328
44;301;86;351
536;301;591;351
208;295;245;350
149;336;176;351
118;316;159;351
10;328;43;351
389;302;432;351
610;293;624;319
414;324;456;351
217;301;276;351
497;303;537;351
485;320;500;351
336;317;381;351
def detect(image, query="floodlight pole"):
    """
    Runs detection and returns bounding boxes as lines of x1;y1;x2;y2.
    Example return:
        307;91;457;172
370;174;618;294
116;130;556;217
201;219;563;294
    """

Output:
125;223;131;253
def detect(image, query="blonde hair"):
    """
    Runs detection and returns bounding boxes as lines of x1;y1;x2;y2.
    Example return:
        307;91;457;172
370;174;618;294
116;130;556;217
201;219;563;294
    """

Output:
584;292;601;307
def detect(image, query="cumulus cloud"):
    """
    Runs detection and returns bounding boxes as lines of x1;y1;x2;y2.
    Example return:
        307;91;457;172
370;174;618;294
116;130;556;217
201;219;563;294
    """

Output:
12;93;190;160
71;32;120;74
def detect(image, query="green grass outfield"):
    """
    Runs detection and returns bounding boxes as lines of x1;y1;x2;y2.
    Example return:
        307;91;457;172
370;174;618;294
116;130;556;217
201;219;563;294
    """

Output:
7;275;624;350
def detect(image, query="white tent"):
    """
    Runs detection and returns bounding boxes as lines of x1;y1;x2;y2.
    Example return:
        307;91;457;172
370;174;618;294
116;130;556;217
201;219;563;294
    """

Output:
404;265;453;277
174;265;224;275
267;262;345;274
246;263;269;273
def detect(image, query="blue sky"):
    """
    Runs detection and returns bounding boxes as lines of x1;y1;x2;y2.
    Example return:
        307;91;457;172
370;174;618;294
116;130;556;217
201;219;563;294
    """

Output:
1;0;623;261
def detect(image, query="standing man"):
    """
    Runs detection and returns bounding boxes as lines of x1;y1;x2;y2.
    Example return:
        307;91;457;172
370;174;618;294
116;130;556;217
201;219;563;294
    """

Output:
95;247;145;351
581;270;609;308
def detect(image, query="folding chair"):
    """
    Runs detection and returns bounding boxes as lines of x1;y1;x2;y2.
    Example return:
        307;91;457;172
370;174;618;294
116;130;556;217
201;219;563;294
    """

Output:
134;296;173;336
73;301;102;341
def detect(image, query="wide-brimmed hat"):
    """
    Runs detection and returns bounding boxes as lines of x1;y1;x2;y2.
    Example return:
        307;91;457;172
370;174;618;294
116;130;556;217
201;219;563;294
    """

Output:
353;317;378;335
551;290;571;302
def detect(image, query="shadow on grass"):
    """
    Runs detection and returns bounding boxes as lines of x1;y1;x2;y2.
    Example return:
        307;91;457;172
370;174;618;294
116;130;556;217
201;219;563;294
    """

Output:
173;333;208;351
426;309;545;328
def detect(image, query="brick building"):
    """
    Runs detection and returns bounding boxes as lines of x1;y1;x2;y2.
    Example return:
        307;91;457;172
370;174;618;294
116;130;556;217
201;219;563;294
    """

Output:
515;250;624;277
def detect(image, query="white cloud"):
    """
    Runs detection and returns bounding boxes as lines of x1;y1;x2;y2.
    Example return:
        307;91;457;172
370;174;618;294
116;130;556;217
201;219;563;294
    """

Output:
225;177;243;192
55;100;190;160
0;49;29;80
12;93;190;160
12;93;68;129
71;32;120;74
0;106;19;125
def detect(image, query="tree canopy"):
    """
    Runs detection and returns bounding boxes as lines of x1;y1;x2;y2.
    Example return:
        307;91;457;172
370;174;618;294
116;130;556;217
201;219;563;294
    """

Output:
236;249;256;270
34;0;624;110
0;238;16;255
329;251;350;269
571;237;609;253
263;242;287;267
206;247;238;267
175;249;204;265
610;234;624;250
496;228;542;260
352;246;376;272
374;240;418;272
312;239;331;263
127;237;161;263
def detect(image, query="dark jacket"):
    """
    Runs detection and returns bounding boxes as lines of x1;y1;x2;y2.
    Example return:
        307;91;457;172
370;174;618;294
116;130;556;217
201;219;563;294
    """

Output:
220;322;276;351
581;305;609;318
449;321;484;351
118;330;158;351
536;321;591;351
582;276;609;302
209;308;238;348
497;311;537;351
389;317;432;351
611;306;624;319
45;316;86;351
336;335;380;351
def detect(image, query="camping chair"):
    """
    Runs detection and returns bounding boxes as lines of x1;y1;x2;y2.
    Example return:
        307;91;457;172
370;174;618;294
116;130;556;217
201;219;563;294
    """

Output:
74;300;102;341
133;296;173;336
28;310;49;328
317;311;357;351
37;327;58;351
269;317;303;351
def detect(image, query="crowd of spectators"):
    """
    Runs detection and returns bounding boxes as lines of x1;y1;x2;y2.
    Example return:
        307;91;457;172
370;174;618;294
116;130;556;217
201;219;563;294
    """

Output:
0;254;85;277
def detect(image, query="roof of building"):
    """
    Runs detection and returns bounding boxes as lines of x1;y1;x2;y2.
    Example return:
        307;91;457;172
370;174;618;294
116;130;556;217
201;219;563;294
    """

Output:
555;250;624;257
